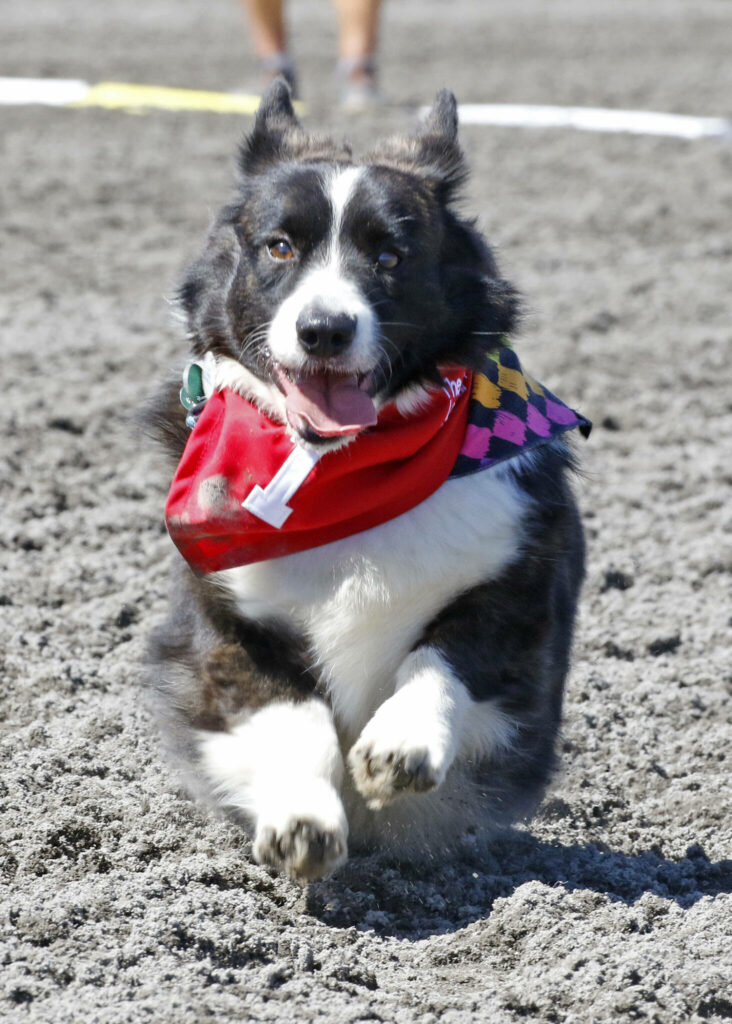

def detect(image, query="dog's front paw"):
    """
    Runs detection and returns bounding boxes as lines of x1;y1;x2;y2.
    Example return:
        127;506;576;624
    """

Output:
349;741;442;810
254;819;347;882
253;782;348;882
348;700;452;810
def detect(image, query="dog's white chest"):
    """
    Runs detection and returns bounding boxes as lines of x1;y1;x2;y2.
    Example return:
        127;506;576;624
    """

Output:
218;467;528;736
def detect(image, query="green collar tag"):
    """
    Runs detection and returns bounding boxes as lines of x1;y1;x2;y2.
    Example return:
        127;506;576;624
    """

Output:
180;362;206;411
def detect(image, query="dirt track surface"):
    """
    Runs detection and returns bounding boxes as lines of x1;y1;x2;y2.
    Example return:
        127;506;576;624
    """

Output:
2;1;731;1021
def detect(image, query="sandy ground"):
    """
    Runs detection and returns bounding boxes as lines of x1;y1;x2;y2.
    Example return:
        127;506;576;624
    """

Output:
1;1;731;1021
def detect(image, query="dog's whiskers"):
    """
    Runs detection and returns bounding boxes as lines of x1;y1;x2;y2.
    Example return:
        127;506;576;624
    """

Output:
237;322;273;362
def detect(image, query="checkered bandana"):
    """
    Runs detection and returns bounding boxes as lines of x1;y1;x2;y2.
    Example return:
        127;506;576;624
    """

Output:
449;345;591;478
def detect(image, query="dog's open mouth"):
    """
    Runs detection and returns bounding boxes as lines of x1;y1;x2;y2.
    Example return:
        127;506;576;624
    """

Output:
275;366;378;439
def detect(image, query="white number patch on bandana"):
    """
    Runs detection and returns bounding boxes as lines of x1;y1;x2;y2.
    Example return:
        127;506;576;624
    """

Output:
242;445;322;529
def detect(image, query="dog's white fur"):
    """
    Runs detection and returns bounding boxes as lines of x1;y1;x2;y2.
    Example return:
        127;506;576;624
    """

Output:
325;166;365;265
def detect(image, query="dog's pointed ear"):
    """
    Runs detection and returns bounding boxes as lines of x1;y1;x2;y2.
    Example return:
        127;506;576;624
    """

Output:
420;89;459;143
254;77;299;132
370;89;467;201
414;89;466;199
238;77;303;174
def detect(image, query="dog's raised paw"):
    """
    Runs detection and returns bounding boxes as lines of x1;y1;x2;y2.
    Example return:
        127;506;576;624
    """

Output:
348;681;456;810
349;741;442;810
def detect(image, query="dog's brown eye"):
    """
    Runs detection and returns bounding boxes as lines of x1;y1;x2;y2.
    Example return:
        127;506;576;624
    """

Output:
377;251;400;270
268;240;294;261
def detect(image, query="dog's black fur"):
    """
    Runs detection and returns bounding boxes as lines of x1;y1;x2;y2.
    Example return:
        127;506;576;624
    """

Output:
146;82;585;881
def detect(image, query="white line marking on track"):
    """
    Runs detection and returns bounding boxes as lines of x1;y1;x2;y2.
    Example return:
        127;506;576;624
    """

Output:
1;77;730;140
0;77;90;106
430;103;731;140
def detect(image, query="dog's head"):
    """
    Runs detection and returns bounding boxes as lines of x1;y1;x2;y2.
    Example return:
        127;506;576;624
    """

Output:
179;80;519;447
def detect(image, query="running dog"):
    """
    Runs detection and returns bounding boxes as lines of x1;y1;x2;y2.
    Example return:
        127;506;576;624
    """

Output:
146;80;590;881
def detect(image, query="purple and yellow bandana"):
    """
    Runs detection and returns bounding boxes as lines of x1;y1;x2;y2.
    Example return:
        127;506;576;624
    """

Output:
450;345;591;478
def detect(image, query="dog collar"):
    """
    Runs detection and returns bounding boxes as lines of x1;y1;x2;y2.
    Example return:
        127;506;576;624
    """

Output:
165;347;590;572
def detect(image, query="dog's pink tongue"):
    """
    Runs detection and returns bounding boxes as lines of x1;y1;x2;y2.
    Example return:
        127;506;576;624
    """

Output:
279;371;377;437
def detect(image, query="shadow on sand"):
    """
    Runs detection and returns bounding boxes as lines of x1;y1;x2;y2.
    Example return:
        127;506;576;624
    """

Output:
306;831;732;938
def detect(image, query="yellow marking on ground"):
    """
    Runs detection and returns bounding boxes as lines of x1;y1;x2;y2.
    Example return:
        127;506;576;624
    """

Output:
73;82;305;116
472;374;501;409
497;365;529;400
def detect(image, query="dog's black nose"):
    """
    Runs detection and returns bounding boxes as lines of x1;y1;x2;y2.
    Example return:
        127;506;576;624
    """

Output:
296;308;357;358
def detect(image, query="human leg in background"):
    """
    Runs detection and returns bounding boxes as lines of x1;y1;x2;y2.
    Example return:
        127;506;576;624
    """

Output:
239;0;298;94
332;0;383;109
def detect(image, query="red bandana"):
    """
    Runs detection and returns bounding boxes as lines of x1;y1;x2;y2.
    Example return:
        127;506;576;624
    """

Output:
165;371;472;573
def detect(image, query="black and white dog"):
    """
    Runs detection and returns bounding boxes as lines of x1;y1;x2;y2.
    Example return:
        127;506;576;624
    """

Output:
147;81;587;882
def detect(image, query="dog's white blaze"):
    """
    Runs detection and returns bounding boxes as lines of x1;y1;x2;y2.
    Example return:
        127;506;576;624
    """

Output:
218;463;529;739
266;166;378;372
325;166;363;267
